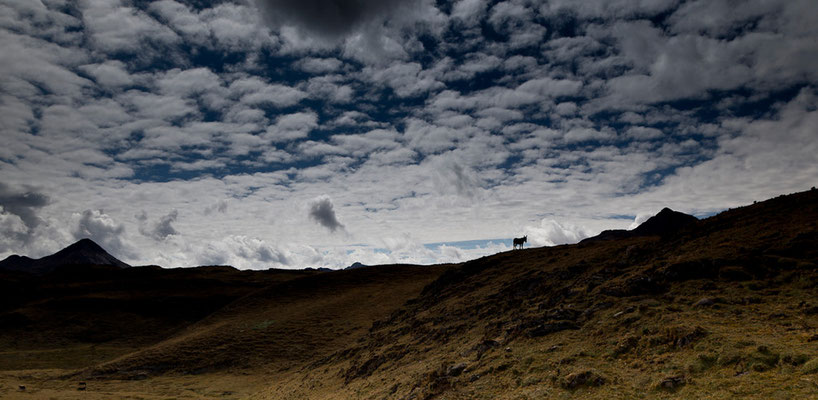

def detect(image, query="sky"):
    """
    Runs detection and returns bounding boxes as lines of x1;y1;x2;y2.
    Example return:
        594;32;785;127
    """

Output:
1;0;817;269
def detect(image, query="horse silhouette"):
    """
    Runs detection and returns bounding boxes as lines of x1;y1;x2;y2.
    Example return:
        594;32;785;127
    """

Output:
513;236;527;249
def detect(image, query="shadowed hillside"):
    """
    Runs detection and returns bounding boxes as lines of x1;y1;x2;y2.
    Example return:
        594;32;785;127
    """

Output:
85;264;447;379
0;265;316;370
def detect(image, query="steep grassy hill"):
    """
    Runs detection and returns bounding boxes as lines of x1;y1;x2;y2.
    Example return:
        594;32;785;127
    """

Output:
256;189;818;399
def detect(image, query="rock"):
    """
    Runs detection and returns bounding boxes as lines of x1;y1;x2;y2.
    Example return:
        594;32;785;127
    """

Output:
613;306;636;317
581;302;613;320
803;306;818;315
544;307;580;321
469;339;498;359
665;326;707;348
612;336;639;356
528;321;579;337
720;266;753;281
561;370;606;389
693;297;715;307
657;375;686;391
447;363;467;377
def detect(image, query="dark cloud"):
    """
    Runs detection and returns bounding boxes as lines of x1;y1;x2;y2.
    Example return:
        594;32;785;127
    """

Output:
138;210;180;240
0;183;49;239
153;210;180;240
255;0;416;39
309;195;344;232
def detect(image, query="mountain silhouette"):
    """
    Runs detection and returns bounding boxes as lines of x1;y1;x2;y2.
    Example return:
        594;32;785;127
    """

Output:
581;207;698;243
0;238;130;274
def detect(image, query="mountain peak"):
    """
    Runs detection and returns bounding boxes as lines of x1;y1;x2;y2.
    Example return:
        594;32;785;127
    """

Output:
581;207;698;243
68;238;109;252
0;238;130;274
632;208;698;237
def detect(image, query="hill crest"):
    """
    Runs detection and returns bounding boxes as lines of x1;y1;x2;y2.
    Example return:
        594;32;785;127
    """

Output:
582;206;698;243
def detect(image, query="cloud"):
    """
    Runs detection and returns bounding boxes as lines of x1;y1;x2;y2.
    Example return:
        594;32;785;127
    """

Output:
264;111;318;142
80;0;179;54
296;57;343;73
626;126;664;140
628;212;654;230
429;156;487;199
139;210;180;241
204;200;229;215
0;207;29;253
80;60;134;88
308;195;345;233
255;0;419;39
524;219;589;247
0;183;49;243
73;209;132;259
197;235;290;268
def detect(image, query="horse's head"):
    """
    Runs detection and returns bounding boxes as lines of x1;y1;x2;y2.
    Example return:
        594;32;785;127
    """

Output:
523;236;527;242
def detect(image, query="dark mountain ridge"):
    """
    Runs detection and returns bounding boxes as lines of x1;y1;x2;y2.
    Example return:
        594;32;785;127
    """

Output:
581;207;699;243
0;238;131;274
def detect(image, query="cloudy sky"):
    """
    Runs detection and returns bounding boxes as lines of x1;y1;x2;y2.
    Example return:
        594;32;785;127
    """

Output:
1;0;816;269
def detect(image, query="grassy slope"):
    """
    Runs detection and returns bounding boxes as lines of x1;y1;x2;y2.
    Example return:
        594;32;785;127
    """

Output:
85;264;447;379
0;266;314;370
255;189;818;399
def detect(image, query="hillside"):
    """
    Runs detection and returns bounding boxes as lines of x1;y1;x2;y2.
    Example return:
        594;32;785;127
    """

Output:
1;189;817;399
85;264;447;379
258;189;818;399
0;265;316;370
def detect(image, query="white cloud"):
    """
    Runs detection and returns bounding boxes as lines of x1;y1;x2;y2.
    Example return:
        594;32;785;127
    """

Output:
297;57;343;74
452;0;487;22
72;209;133;259
626;126;664;140
524;218;589;247
80;60;134;88
240;83;307;108
80;0;179;53
264;111;318;142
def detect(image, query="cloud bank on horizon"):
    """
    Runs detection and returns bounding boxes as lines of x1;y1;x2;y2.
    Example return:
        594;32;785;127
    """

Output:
1;0;817;269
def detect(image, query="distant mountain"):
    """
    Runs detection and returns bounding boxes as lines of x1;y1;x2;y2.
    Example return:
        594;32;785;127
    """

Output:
345;262;368;270
581;207;698;243
0;238;131;274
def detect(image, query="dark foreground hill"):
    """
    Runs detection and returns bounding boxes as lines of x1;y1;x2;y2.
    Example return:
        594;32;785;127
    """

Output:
1;189;818;399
